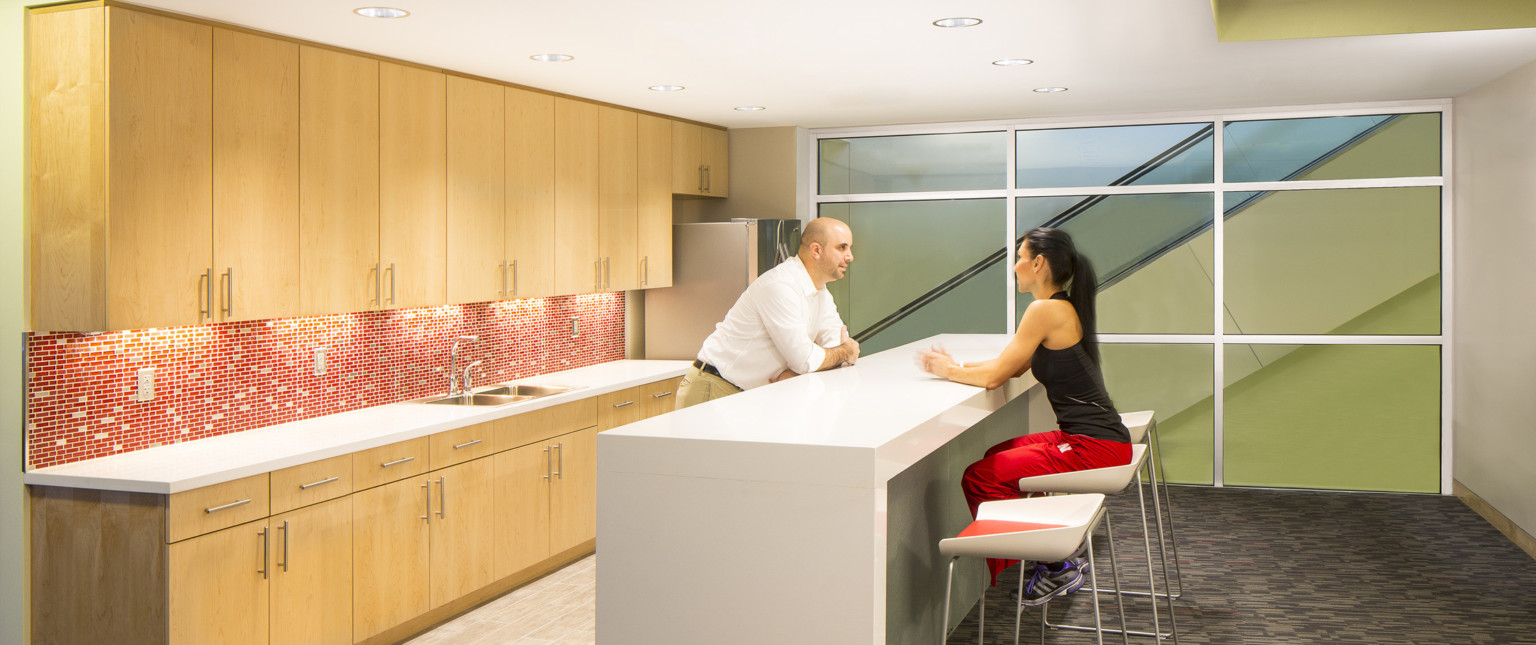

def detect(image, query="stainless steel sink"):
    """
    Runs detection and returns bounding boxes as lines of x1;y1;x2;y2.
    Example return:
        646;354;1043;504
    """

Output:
413;383;582;407
476;384;581;398
423;393;533;406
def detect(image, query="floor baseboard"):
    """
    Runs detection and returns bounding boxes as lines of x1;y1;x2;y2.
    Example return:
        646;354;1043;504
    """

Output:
1454;479;1536;563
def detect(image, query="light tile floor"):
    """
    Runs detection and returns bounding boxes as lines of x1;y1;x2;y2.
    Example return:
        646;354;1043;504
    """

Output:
405;555;597;645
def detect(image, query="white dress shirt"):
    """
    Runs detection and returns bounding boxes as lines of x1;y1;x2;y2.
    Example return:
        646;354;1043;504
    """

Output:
696;256;845;390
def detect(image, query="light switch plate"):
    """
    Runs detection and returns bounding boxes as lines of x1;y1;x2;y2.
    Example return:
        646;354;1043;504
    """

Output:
136;368;155;402
570;316;580;338
314;346;327;376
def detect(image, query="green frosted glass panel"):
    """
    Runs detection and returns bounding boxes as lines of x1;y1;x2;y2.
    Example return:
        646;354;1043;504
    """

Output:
1223;344;1439;492
818;132;1005;195
1224;113;1441;182
1016;123;1213;188
1016;193;1214;334
1224;187;1441;335
821;200;1006;355
1099;344;1214;485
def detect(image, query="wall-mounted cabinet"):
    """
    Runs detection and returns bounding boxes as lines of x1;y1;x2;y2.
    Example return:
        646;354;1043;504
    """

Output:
379;62;448;310
599;106;640;291
553;98;601;295
505;88;558;299
447;76;506;304
672;121;730;198
638;114;674;288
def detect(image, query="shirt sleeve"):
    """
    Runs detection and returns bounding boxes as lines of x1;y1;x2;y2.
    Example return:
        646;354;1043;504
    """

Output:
813;291;845;348
756;281;827;375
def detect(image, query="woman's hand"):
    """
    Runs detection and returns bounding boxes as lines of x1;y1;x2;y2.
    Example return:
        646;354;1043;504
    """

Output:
915;345;957;379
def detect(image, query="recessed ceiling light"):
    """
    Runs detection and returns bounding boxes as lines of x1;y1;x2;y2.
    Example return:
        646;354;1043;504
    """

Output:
649;85;685;92
530;53;573;63
354;7;409;18
933;17;982;28
992;58;1034;66
1033;87;1068;93
734;106;766;111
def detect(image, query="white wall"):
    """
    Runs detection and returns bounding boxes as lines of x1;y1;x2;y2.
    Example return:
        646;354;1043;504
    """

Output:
1453;57;1536;540
3;1;29;643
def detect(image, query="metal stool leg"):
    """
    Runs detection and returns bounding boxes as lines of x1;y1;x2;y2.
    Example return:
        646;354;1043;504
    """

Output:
1147;420;1185;599
942;557;956;645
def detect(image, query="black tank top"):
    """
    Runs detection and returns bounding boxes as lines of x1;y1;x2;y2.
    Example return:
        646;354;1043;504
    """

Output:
1030;292;1130;443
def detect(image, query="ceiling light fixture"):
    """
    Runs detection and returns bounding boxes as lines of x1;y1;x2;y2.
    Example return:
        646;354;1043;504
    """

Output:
992;58;1034;66
649;85;685;92
734;106;766;111
354;7;409;18
530;53;574;62
933;17;982;28
1033;86;1068;93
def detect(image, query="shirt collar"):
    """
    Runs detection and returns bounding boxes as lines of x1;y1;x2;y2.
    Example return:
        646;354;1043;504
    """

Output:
783;256;820;296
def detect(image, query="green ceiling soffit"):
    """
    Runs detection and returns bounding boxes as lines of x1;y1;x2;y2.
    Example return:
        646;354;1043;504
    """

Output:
1212;0;1536;42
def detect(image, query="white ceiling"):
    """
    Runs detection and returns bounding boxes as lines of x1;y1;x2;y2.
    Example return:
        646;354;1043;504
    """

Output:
131;0;1536;130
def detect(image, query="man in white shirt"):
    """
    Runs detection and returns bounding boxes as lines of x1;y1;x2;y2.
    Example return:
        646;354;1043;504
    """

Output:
676;217;861;409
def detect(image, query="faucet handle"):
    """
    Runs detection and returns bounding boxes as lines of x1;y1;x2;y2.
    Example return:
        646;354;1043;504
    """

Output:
462;360;484;392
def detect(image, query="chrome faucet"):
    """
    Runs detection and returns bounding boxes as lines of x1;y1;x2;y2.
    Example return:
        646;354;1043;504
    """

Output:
448;335;479;396
462;360;484;394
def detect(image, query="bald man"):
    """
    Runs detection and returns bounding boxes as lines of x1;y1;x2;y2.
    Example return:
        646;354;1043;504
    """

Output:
676;217;861;409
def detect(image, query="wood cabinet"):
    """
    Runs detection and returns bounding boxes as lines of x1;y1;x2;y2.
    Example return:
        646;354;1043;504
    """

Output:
598;386;646;431
352;474;431;641
599;106;639;291
491;440;554;579
269;496;353;645
448;76;507;304
548;427;598;553
554;98;601;295
672;120;730;198
299;45;380;316
506;87;557;299
638;114;674;288
212;28;299;323
168;518;269;645
379;62;448;310
640;376;686;418
428;457;497;608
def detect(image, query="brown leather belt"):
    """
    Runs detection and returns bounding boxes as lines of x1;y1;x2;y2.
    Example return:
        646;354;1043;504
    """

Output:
691;359;741;390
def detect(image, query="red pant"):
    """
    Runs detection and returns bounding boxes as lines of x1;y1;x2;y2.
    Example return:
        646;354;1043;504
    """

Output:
961;430;1132;585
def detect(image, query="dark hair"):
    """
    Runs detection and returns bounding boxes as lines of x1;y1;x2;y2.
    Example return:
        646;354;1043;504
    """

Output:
1024;227;1101;363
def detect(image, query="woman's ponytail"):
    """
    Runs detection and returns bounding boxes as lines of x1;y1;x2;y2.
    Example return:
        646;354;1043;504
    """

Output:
1024;227;1102;363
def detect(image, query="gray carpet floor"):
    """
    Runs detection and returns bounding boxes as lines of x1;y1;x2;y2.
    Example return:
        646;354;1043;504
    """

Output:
948;486;1536;644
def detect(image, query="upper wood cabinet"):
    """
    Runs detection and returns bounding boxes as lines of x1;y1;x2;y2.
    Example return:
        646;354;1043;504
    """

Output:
598;106;640;292
447;76;506;304
299;46;380;316
213;28;300;323
671;120;730;197
638;114;674;288
553;98;601;295
379;62;448;310
506;87;557;299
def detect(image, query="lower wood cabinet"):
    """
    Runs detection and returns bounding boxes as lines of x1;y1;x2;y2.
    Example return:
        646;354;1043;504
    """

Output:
270;496;353;645
549;426;598;554
428;456;497;608
168;518;270;645
492;425;596;578
353;474;431;641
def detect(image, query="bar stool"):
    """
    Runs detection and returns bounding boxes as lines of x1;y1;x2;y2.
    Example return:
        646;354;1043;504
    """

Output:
1120;411;1184;601
1016;443;1177;642
939;493;1128;645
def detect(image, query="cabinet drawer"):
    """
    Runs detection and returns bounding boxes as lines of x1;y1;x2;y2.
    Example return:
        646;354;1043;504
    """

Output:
598;386;644;431
269;453;352;514
495;399;597;450
639;376;684;419
429;421;496;470
352;437;429;490
167;473;270;543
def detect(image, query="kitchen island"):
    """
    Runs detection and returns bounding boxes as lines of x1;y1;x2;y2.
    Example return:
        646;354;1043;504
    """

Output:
596;334;1048;645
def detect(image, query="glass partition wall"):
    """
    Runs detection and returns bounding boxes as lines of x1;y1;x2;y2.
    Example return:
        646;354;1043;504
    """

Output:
813;106;1449;493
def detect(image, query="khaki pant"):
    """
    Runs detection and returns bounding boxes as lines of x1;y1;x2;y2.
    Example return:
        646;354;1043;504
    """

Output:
675;365;743;410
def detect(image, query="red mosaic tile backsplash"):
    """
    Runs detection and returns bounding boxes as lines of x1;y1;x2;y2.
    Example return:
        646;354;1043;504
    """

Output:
25;293;625;470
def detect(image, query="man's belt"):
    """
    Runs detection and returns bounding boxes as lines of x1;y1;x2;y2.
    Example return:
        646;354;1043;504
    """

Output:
692;359;724;378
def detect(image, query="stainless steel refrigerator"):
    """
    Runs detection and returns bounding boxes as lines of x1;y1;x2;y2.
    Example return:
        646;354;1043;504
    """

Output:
644;218;802;360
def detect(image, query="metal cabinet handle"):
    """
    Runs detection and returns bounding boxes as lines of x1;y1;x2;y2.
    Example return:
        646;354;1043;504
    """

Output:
388;262;397;305
594;260;601;291
437;476;446;519
299;476;339;490
641;256;648;286
205;498;251;514
421;482;431;522
612;400;635;408
220;268;233;318
197;268;213;320
704;165;712;193
555;442;564;480
603;257;610;290
543;446;551;480
698;164;706;193
278;520;289;572
652;391;674;399
381;456;415;468
453;439;483;450
510;260;518;297
370;263;382;308
499;261;507;299
257;527;269;579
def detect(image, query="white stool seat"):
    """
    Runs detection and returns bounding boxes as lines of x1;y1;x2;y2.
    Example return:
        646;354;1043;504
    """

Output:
939;493;1105;561
1120;410;1154;444
1015;443;1149;494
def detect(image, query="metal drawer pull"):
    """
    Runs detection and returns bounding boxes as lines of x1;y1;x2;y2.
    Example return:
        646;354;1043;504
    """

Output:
257;527;269;579
453;439;483;450
205;499;252;514
652;391;674;399
613;400;635;408
278;520;289;572
381;456;415;468
299;476;340;490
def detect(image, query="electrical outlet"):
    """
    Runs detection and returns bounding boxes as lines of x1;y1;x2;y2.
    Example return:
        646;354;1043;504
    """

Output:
314;346;328;376
570;316;580;338
136;368;155;402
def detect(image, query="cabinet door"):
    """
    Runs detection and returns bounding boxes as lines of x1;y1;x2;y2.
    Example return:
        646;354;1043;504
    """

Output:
671;120;703;195
506;87;556;299
353;475;430;641
701;126;730;197
492;441;551;579
379;62;447;309
299;46;379;316
639;376;685;419
598;106;639;291
554;98;600;295
447;76;506;304
637;114;673;288
213;28;299;323
270;496;352;645
549;427;597;553
167;518;269;645
428;457;497;608
106;7;213;330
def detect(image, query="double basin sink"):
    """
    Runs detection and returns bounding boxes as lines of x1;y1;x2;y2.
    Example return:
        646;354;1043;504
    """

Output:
414;384;581;407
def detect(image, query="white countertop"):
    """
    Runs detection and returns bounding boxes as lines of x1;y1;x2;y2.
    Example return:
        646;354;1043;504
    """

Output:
25;359;689;494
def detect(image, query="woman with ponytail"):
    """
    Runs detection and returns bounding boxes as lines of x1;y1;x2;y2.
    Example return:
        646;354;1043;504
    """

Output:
916;227;1130;603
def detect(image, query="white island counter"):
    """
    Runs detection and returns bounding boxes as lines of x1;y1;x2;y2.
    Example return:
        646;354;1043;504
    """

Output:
597;334;1049;645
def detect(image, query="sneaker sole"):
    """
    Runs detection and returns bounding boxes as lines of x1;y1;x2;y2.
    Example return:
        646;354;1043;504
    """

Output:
1019;563;1090;607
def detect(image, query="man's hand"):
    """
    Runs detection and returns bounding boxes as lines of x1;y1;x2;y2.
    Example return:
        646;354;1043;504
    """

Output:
839;326;860;366
769;368;799;383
